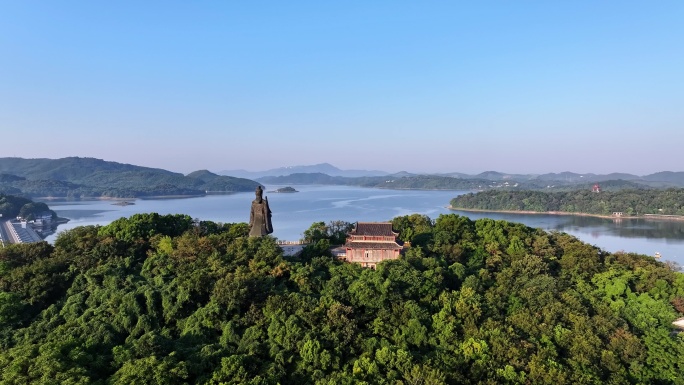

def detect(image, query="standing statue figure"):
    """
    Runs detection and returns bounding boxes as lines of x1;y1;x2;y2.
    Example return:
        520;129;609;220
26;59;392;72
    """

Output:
249;186;273;237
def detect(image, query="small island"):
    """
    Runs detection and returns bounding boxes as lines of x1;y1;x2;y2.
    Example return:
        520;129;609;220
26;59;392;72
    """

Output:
270;186;298;193
112;201;135;206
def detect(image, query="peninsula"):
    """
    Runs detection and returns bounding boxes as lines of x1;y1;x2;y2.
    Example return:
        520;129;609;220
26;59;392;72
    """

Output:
450;188;684;220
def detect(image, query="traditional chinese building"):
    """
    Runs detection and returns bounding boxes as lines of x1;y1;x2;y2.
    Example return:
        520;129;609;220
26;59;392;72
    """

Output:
342;222;402;269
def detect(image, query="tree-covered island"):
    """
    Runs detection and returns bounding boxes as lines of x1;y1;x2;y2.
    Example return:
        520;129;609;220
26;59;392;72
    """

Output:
270;186;298;193
450;189;684;219
0;212;682;384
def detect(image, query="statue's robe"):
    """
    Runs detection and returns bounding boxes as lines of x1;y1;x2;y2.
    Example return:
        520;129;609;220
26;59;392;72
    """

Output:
249;197;273;237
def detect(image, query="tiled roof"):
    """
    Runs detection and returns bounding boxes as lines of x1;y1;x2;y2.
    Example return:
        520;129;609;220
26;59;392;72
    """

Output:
345;242;402;250
350;222;397;236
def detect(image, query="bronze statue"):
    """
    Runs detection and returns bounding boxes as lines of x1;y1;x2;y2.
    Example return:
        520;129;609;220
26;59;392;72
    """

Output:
249;186;273;237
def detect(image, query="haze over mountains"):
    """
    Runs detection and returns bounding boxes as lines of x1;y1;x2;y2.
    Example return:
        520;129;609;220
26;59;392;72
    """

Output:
219;163;389;179
220;162;684;182
220;162;684;189
453;170;684;184
2;157;684;200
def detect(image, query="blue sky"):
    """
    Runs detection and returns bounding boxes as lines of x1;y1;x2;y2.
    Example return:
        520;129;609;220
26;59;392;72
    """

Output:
1;1;682;175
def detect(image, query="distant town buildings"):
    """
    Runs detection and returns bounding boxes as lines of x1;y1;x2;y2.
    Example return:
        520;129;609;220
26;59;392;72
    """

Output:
0;220;43;244
277;240;307;257
0;211;53;245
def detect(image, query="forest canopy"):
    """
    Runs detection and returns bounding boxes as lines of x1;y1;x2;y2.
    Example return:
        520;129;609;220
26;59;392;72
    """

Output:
0;213;683;384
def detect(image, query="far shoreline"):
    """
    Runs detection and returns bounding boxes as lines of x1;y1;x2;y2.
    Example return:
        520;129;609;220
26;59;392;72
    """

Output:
35;194;211;201
448;206;684;222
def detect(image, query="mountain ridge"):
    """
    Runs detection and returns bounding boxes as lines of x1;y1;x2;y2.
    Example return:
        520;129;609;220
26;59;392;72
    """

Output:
0;157;260;198
258;172;684;190
219;162;684;186
219;162;390;178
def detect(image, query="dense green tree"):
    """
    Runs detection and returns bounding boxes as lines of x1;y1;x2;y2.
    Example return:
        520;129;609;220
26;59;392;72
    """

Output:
0;213;682;384
392;214;433;247
302;220;353;245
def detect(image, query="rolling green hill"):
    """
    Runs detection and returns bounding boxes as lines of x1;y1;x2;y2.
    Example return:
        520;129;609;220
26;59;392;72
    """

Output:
258;171;684;191
258;173;672;192
0;194;57;220
258;173;500;190
0;157;260;198
0;213;681;383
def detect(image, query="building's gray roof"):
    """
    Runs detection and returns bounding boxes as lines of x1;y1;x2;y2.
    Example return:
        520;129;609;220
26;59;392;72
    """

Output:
345;241;402;250
350;222;397;236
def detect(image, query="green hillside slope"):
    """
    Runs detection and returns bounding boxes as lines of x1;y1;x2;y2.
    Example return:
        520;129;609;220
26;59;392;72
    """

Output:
0;157;260;198
0;213;681;384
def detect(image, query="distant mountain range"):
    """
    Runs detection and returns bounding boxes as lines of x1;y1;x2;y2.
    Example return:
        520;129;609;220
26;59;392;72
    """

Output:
221;163;684;189
256;170;684;190
0;157;260;198
218;163;684;187
219;163;391;179
2;157;682;198
436;170;684;185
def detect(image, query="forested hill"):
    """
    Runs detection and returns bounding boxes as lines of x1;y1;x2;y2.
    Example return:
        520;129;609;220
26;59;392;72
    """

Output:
258;173;677;191
0;157;260;198
0;194;56;220
451;189;684;217
1;213;682;384
258;173;493;190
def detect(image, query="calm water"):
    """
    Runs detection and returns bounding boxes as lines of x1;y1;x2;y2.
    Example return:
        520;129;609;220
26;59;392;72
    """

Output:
41;185;684;265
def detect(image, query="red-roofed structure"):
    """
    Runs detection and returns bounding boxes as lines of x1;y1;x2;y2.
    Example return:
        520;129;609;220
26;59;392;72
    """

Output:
343;222;402;269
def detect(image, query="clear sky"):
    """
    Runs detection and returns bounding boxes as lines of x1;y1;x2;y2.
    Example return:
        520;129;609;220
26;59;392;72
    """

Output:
1;1;682;175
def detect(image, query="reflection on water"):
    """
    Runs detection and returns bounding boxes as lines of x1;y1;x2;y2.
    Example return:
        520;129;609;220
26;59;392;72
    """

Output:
449;210;684;263
41;186;684;265
52;209;114;220
452;212;684;242
546;215;684;240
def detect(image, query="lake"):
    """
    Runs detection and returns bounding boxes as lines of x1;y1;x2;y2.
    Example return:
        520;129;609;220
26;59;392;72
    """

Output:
41;185;684;265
